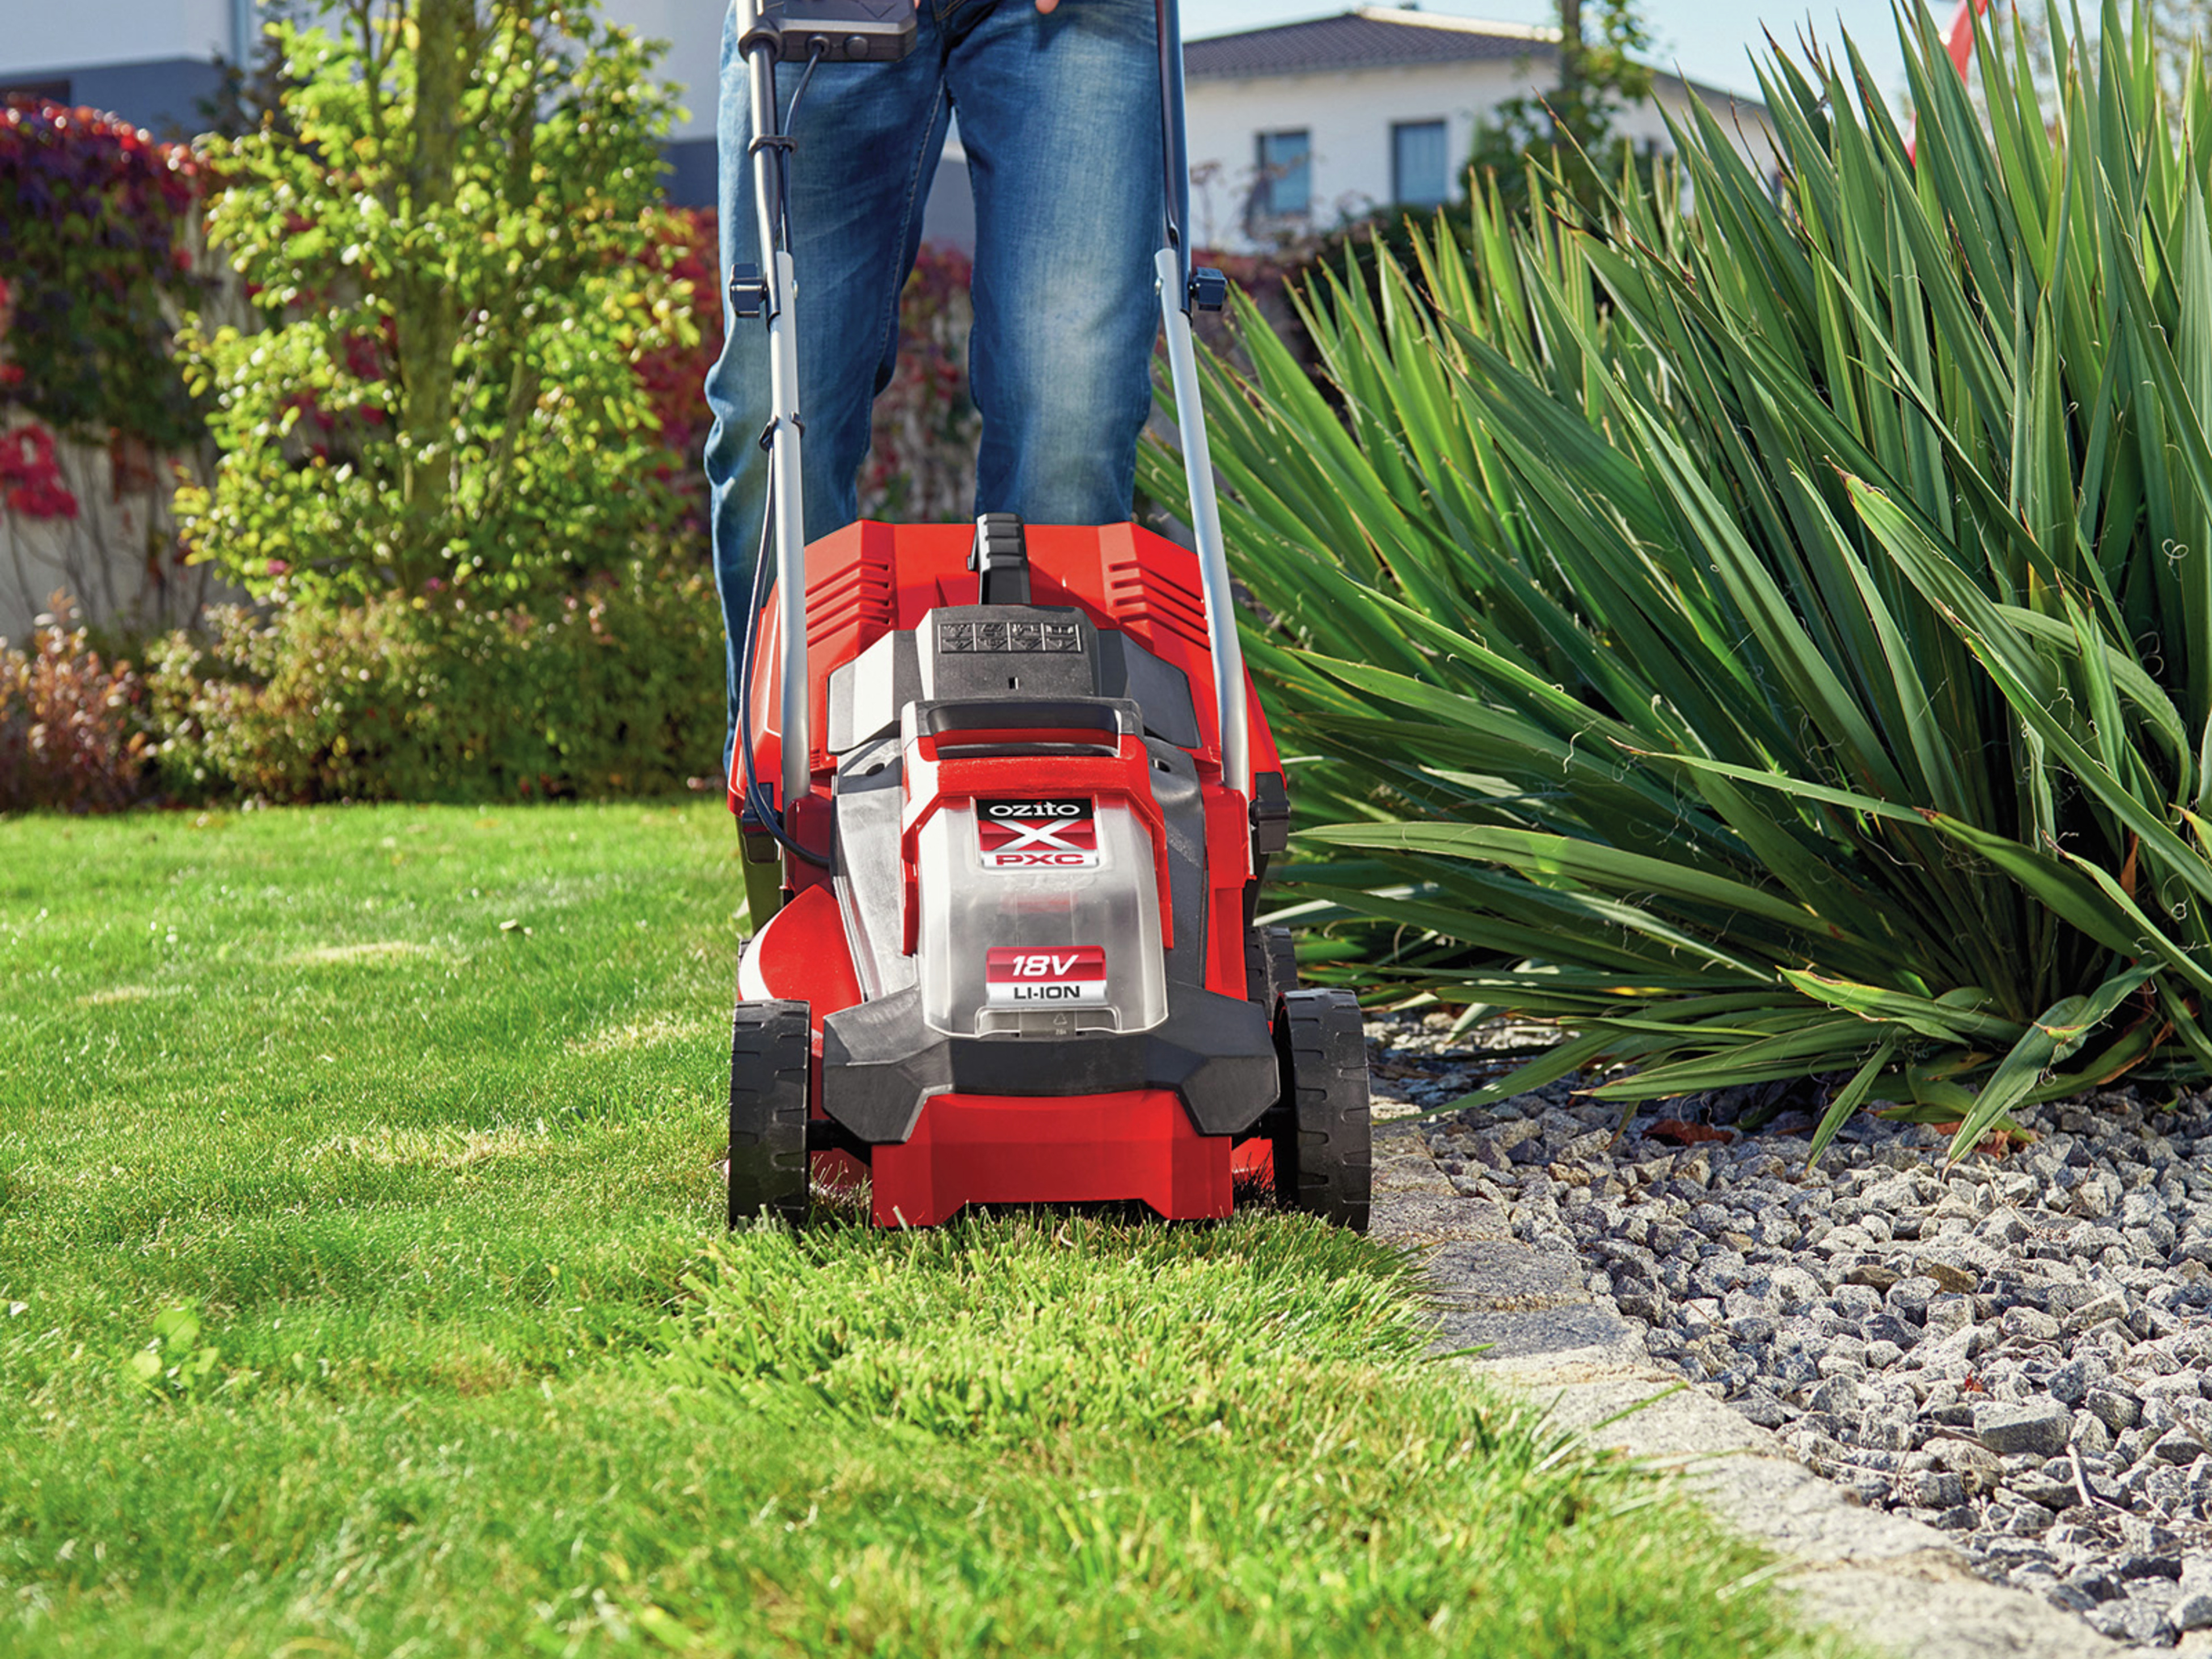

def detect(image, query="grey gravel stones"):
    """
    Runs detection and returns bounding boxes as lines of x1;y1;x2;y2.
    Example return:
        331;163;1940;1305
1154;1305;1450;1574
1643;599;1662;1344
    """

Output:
2091;1387;2146;1432
2174;1561;2212;1632
1377;1012;2212;1652
1979;1402;2076;1457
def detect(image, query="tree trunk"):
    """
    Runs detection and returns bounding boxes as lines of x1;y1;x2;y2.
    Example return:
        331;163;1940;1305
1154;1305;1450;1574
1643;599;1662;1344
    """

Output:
1555;0;1584;146
392;0;471;587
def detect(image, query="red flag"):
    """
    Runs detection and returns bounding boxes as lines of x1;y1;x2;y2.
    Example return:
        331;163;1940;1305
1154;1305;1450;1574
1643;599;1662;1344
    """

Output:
1945;0;1990;79
1909;0;1991;159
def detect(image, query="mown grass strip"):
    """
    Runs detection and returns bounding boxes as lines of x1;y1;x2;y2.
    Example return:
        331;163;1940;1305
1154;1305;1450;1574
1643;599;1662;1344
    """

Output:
2;804;1837;1657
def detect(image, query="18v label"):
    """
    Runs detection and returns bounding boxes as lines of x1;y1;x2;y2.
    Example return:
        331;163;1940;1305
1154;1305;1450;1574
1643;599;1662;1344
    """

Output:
985;946;1108;1005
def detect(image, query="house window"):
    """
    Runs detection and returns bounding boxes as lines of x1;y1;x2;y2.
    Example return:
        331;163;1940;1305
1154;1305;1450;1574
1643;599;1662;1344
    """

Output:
1392;120;1449;206
1255;129;1311;218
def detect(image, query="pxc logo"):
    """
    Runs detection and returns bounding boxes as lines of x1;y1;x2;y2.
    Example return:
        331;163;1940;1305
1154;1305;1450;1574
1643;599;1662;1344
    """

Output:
985;945;1108;1005
978;798;1099;869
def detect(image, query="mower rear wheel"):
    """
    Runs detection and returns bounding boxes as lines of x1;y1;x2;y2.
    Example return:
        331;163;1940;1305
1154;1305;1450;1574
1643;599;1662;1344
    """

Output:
1270;989;1372;1232
728;998;811;1229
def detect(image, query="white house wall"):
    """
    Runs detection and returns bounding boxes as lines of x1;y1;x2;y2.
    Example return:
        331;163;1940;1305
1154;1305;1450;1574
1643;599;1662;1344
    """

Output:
1186;62;1777;253
597;0;723;144
1187;60;1519;248
5;0;237;78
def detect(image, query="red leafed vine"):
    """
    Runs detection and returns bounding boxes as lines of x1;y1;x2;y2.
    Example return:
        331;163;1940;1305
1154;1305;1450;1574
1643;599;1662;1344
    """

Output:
0;277;78;524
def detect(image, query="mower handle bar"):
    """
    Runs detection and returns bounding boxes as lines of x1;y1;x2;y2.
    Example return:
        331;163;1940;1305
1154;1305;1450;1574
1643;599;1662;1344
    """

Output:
733;0;1252;815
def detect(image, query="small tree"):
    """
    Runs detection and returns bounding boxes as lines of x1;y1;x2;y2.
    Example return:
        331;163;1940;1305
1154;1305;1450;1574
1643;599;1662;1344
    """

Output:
176;0;694;602
1467;0;1656;217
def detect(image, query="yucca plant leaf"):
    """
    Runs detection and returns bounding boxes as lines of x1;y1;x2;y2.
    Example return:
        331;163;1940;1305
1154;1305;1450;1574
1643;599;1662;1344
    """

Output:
1941;965;2155;1162
1775;970;2024;1044
1805;1036;1901;1166
1580;1015;1898;1096
1422;1028;1624;1117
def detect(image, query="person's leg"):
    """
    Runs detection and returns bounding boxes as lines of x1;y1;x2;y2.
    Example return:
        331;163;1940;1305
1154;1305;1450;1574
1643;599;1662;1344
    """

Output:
945;0;1164;526
704;3;955;761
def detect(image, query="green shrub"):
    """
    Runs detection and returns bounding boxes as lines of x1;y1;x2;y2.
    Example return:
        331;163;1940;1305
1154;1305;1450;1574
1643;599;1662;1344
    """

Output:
174;0;693;602
150;560;722;802
1148;0;2212;1159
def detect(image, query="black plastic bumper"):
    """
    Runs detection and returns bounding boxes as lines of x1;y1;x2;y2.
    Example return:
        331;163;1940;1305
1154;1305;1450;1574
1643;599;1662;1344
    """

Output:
820;984;1280;1145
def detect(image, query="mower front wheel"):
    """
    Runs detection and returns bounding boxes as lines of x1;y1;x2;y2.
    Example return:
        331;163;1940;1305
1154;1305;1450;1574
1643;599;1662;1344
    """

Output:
1270;989;1373;1232
728;998;811;1229
1246;924;1299;1010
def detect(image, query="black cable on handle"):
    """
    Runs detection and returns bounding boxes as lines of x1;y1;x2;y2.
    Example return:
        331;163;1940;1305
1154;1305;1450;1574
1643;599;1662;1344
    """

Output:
773;45;825;252
1154;0;1192;305
737;466;830;869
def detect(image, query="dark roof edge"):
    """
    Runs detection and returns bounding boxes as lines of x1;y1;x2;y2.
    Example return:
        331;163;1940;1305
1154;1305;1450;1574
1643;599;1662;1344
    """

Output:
1185;10;1770;111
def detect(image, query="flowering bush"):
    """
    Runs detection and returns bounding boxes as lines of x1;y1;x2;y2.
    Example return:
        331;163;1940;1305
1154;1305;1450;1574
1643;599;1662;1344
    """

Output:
0;594;151;812
0;103;202;451
0;117;220;641
635;206;721;540
150;561;724;803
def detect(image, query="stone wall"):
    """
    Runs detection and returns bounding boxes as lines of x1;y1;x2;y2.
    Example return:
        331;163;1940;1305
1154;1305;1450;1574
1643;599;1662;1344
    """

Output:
0;421;238;645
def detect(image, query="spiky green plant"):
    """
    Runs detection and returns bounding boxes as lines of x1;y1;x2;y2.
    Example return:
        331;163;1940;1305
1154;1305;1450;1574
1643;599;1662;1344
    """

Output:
1146;1;2212;1160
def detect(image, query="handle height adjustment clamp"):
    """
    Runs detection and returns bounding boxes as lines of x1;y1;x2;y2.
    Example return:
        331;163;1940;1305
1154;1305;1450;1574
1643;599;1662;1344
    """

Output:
729;263;769;320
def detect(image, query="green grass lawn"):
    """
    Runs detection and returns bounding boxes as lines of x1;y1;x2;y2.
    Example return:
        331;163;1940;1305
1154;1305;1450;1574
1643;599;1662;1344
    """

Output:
1;802;1833;1657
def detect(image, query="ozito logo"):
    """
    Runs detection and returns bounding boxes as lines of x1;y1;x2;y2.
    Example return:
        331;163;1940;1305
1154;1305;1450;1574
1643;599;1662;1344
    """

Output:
977;797;1099;869
985;945;1108;1005
983;800;1083;818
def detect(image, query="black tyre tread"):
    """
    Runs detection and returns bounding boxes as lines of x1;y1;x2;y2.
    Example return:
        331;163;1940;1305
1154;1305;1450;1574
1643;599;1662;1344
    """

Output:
1271;988;1372;1233
1245;925;1299;1009
728;998;811;1228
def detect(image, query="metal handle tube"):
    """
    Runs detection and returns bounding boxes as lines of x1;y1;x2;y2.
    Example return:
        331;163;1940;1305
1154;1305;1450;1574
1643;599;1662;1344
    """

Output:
766;247;809;810
1150;1;1250;804
737;11;813;814
1155;247;1249;803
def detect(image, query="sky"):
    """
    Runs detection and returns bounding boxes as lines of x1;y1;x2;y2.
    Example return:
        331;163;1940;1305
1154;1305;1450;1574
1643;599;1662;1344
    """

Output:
1179;0;1925;108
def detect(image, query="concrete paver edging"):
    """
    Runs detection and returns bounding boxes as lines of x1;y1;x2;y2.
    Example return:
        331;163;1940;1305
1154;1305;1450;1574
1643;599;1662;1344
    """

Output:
1372;1124;2152;1658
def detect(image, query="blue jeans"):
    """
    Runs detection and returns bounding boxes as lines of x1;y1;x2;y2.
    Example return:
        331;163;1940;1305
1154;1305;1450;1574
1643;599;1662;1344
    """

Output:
703;0;1166;759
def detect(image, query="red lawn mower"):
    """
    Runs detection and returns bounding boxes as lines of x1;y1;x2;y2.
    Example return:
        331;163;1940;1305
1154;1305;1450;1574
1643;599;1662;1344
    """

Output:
722;0;1371;1230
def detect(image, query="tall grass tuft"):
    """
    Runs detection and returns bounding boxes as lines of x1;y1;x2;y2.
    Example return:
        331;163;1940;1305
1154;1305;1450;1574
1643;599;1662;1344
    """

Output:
1145;1;2212;1160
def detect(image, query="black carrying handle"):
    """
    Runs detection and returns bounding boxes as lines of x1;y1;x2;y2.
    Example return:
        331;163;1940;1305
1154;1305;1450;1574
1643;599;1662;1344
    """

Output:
918;699;1138;740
